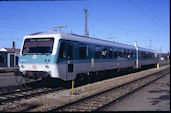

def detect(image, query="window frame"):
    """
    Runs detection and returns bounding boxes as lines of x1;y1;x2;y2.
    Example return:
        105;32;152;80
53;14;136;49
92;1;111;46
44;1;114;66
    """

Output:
79;43;88;59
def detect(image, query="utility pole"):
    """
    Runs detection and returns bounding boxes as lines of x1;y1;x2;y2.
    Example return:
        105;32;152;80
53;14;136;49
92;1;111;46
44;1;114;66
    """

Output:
159;46;162;61
84;9;88;36
159;46;162;54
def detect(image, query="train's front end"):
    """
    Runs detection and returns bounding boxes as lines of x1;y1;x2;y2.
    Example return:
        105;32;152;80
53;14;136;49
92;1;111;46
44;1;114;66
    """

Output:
16;33;59;79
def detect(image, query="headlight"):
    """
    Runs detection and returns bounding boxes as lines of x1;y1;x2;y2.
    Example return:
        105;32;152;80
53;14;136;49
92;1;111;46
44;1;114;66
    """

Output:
45;65;49;69
21;65;25;68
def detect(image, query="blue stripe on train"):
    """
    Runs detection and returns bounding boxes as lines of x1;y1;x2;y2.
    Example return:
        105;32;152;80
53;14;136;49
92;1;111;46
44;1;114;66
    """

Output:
18;55;57;64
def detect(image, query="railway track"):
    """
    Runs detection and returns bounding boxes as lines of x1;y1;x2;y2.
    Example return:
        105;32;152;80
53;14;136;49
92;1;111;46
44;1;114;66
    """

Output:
47;68;170;112
0;87;63;105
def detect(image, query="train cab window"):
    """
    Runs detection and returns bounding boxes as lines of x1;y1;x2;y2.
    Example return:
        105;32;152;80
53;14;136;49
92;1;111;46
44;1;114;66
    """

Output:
109;48;113;59
59;42;66;59
68;44;74;60
79;44;87;59
102;47;107;59
95;46;101;59
113;48;118;59
22;38;54;55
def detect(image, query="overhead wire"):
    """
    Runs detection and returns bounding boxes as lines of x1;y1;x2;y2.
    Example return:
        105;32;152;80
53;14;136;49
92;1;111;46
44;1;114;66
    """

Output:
0;17;51;28
53;1;149;39
0;17;52;42
141;0;169;29
129;0;168;33
78;2;155;38
75;2;131;31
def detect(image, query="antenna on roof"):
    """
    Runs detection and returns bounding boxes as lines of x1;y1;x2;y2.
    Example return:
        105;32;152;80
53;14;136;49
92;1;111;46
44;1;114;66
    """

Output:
106;33;115;42
133;41;137;47
55;25;67;32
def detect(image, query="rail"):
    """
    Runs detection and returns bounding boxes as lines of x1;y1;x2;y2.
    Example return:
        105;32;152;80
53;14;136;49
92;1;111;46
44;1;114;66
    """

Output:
0;87;63;104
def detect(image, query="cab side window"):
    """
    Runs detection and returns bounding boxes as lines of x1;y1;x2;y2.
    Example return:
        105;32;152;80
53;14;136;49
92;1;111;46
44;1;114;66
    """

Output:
59;42;66;59
95;46;101;59
68;43;74;60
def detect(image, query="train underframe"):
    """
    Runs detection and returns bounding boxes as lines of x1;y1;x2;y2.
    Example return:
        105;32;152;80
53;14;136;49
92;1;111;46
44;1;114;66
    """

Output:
14;63;157;87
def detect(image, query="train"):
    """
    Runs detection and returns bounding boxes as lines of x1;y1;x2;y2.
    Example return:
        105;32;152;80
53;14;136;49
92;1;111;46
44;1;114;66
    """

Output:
15;31;158;81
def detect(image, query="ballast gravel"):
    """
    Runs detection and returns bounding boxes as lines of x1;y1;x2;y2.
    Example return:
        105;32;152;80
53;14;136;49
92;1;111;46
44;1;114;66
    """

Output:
0;65;169;112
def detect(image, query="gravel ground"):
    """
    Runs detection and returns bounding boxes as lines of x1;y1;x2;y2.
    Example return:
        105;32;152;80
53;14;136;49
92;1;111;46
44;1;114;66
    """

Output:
0;65;169;112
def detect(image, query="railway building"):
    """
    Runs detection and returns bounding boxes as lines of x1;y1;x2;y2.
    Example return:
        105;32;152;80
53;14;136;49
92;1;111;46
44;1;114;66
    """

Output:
0;47;20;68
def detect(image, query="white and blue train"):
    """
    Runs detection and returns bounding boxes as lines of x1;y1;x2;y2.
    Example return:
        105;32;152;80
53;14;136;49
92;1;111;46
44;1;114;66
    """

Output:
17;31;158;81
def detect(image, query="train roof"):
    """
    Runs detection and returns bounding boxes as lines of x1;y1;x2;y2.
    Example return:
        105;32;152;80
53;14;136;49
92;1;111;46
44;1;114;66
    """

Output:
137;47;157;53
25;31;157;53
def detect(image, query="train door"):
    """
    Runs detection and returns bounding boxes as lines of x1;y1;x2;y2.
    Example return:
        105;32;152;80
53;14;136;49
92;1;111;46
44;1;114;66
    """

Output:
132;48;138;69
66;41;76;80
58;41;67;80
135;48;139;68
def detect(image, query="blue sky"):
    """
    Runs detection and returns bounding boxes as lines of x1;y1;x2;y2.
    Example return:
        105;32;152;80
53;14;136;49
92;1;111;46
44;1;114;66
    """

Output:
0;0;170;53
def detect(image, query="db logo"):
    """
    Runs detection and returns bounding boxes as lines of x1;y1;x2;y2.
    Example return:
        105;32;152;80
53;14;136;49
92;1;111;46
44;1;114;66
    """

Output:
32;55;37;59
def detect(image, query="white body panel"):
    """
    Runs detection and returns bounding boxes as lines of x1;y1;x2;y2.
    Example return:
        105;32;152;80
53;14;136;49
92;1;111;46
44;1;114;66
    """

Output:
57;59;134;80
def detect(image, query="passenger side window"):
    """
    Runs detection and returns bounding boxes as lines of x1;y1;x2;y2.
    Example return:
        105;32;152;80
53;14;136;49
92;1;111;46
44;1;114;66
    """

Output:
130;50;133;58
109;48;113;59
59;42;66;59
123;49;127;58
139;51;141;59
118;49;122;58
113;48;118;59
127;50;130;58
79;44;87;59
102;47;107;59
133;51;135;58
68;43;74;60
95;46;101;59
